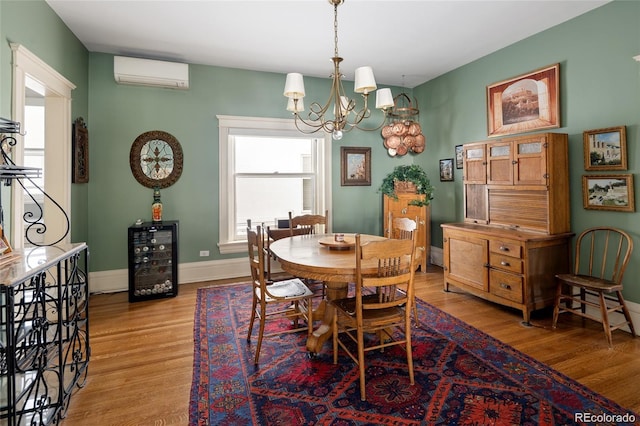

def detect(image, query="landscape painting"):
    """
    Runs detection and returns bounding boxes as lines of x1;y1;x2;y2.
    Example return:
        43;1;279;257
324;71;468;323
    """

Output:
583;174;634;212
583;126;627;171
487;64;559;137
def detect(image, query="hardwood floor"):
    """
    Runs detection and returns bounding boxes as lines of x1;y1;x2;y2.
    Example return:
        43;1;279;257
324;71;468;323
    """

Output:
60;266;640;425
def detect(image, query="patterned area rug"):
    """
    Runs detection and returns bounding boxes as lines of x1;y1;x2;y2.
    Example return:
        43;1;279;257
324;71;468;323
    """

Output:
189;284;638;425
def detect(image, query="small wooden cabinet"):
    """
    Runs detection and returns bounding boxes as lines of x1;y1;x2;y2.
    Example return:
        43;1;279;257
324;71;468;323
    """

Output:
446;132;572;322
442;224;572;323
383;193;430;271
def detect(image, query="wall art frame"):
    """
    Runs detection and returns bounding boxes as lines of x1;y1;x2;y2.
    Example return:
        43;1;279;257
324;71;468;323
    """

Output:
72;117;89;183
455;145;463;169
582;174;635;212
439;158;454;182
583;125;627;171
487;63;560;138
340;146;371;186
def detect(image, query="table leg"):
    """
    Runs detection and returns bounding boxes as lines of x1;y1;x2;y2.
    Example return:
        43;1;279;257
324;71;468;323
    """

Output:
306;281;348;354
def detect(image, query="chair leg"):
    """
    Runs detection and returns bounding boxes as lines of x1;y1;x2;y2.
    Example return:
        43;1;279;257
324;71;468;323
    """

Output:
412;295;420;327
357;328;366;401
332;312;339;365
306;298;314;337
598;292;614;348
247;293;257;340
254;301;267;364
616;291;636;337
405;316;415;386
551;281;563;329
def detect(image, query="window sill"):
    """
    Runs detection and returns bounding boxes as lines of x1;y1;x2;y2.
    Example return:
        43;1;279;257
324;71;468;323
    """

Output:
218;240;247;255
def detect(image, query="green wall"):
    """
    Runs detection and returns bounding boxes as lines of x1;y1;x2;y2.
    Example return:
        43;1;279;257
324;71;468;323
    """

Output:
0;0;90;243
88;53;408;271
413;0;640;302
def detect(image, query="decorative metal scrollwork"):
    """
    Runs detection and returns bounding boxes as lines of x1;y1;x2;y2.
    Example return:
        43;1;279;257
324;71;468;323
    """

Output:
0;117;70;246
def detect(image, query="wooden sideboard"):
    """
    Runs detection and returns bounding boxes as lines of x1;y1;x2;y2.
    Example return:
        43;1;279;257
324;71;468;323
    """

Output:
443;132;572;323
442;223;572;323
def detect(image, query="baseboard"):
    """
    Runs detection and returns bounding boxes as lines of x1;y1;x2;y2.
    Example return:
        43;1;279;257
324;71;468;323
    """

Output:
89;257;249;294
430;245;443;267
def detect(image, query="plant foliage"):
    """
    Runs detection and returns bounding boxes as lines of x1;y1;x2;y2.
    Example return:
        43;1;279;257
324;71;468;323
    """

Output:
378;164;434;206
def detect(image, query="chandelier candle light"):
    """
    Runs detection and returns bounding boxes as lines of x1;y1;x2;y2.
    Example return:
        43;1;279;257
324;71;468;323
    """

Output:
283;0;394;140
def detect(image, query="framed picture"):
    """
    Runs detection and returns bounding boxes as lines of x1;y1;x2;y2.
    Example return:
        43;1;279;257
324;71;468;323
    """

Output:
487;63;560;138
455;145;463;169
72;117;89;183
582;174;635;212
439;158;454;182
340;147;371;186
583;126;627;171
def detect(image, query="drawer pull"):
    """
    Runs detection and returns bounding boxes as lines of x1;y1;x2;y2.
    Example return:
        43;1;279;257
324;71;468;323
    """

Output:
499;246;510;252
500;283;512;290
500;261;510;266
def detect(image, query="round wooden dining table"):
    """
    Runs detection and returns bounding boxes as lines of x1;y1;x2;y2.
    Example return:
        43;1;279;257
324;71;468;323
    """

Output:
269;233;386;354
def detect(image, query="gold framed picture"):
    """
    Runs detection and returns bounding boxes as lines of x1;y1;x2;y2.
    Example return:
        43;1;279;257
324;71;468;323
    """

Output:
582;174;635;212
583;126;627;171
487;63;560;138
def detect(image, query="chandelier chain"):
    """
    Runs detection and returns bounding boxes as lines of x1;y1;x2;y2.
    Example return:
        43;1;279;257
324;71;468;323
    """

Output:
334;2;339;58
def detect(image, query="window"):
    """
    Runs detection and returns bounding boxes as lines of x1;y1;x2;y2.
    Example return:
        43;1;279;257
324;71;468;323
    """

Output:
218;116;331;254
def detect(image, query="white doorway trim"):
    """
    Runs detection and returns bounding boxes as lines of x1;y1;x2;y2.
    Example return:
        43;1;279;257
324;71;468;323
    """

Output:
10;43;75;248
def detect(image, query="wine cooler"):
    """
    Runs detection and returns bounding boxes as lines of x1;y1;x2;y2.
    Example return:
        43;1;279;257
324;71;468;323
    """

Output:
128;220;178;302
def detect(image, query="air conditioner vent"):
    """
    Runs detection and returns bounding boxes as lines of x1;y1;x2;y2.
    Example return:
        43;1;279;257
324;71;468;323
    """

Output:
114;56;189;89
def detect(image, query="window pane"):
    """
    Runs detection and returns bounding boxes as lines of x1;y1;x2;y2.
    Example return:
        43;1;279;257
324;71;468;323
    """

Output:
235;176;313;237
235;137;312;173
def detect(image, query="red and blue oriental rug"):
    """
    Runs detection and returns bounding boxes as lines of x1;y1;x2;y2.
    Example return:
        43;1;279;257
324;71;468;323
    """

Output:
189;284;638;425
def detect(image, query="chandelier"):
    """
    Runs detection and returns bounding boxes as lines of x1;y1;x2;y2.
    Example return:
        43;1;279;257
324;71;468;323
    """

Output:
283;0;393;140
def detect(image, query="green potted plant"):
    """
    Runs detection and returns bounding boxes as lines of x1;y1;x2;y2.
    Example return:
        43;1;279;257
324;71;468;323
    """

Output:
378;164;434;207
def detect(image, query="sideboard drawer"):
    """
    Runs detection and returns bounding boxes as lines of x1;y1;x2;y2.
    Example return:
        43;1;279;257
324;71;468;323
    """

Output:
489;269;523;303
489;239;522;258
490;252;523;274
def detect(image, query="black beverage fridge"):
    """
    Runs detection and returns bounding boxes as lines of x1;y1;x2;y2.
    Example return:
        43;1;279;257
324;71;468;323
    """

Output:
128;220;178;302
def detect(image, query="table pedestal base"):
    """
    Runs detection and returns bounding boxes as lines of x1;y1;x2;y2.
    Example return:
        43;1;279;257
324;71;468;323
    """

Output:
306;281;348;354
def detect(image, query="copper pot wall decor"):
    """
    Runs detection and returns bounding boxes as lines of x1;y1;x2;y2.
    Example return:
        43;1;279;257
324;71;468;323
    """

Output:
381;93;425;156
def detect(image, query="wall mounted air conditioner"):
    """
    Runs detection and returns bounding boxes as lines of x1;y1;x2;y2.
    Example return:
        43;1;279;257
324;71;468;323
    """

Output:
114;56;189;89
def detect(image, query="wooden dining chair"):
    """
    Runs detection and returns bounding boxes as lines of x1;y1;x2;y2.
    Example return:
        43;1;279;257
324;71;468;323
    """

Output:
330;232;417;401
388;213;423;327
288;210;329;236
552;226;635;348
288;210;329;297
246;224;314;364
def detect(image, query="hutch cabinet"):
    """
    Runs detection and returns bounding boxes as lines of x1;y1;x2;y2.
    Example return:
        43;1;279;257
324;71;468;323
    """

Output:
444;132;572;323
128;221;178;302
383;194;431;271
1;244;89;425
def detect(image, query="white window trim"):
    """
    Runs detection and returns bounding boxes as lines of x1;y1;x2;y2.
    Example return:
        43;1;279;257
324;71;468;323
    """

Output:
217;115;332;254
10;43;75;248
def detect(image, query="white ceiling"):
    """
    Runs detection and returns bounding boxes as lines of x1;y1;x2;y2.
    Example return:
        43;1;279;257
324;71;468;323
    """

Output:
45;0;610;88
